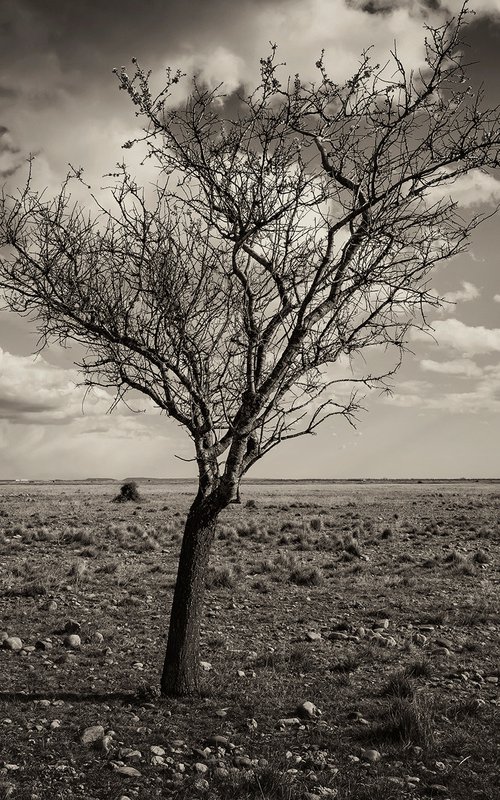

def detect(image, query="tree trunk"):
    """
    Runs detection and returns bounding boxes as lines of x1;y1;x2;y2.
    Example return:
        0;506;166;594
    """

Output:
160;494;221;696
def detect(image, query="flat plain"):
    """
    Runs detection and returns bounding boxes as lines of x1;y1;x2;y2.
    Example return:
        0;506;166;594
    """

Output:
0;480;498;800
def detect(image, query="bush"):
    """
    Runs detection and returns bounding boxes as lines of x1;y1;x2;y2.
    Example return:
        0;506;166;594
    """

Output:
114;481;141;503
289;565;323;586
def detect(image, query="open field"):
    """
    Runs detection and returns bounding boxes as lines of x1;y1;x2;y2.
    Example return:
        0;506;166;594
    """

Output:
0;481;498;800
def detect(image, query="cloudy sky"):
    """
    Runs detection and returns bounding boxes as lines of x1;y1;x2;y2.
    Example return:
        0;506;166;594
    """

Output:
1;0;500;480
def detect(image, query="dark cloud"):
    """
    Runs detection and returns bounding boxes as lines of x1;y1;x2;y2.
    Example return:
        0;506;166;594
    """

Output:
0;394;60;418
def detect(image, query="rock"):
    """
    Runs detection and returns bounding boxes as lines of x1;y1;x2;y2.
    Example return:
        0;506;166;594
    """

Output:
200;661;212;671
81;725;105;745
64;634;81;649
375;619;390;629
119;748;142;761
360;748;382;763
93;631;104;644
150;745;166;756
45;600;58;612
237;669;246;677
194;763;209;774
64;620;81;635
278;717;302;727
428;785;449;794
3;637;23;651
329;632;350;641
0;631;9;644
114;766;142;777
435;638;454;650
296;701;322;719
99;735;113;754
413;633;427;646
306;631;322;641
193;778;209;791
233;756;252;769
205;735;230;749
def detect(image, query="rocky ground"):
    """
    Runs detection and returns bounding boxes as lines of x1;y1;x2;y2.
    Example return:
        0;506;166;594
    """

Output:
0;481;498;799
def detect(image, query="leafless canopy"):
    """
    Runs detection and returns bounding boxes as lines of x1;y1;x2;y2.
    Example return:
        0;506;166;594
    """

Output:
1;6;499;501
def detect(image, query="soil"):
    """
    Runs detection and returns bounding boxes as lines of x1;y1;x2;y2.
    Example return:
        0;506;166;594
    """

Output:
0;481;498;799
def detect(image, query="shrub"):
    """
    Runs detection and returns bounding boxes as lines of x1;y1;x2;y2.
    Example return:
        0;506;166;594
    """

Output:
289;565;323;586
114;481;141;503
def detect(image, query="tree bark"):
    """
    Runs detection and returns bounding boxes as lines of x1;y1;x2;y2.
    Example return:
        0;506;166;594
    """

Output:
160;493;221;696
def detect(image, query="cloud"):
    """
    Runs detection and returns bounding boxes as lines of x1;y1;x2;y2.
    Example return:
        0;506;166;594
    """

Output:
413;318;500;355
0;126;22;179
387;362;500;413
420;358;482;377
494;294;500;303
442;282;480;304
426;169;500;209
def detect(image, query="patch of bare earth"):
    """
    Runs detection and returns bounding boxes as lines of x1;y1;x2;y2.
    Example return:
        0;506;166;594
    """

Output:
0;481;498;799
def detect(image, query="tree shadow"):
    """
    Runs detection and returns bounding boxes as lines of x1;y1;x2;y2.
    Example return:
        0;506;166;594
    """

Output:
0;689;158;704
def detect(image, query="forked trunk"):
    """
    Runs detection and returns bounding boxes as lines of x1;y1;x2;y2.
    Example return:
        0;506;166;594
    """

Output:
160;493;221;696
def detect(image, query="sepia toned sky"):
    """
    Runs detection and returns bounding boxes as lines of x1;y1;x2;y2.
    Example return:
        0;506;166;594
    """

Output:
1;0;500;480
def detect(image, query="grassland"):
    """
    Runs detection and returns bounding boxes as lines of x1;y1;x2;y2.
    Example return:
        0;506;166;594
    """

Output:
0;481;498;800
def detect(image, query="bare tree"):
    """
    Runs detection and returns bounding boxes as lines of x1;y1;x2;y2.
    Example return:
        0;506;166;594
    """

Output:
1;7;499;695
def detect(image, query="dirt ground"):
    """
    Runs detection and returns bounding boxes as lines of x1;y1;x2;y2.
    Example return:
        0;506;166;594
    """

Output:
0;480;498;799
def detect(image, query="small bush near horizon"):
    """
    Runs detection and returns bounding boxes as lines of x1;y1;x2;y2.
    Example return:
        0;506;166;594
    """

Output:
113;480;142;503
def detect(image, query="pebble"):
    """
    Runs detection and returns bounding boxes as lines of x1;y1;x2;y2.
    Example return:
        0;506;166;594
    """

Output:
278;717;302;727
114;766;142;777
205;735;230;749
150;745;166;756
3;637;23;651
200;661;212;671
81;725;105;745
233;756;252;769
193;778;209;791
306;631;322;641
296;701;322;719
360;748;381;763
64;634;81;649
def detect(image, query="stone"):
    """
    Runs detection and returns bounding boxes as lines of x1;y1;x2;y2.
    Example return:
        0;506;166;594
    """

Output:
200;661;212;671
3;637;23;651
205;735;230;749
296;701;322;719
93;631;104;644
0;631;9;643
64;634;81;649
193;778;209;791
81;725;105;745
119;748;142;761
233;756;252;768
150;745;166;756
278;717;302;727
428;785;449;794
306;631;322;641
375;619;390;629
194;763;209;774
360;748;382;763
435;638;454;650
114;766;142;777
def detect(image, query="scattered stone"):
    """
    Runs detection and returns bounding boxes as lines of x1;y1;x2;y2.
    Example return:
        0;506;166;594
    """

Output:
200;661;212;671
119;748;142;761
296;701;322;719
93;631;104;644
375;619;390;629
205;735;230;749
150;745;166;756
64;634;81;649
428;785;449;795
360;748;382;763
45;600;58;612
0;631;9;644
113;766;142;777
237;669;246;677
3;637;23;651
329;632;350;641
193;778;209;791
80;725;105;745
306;631;322;641
194;763;209;774
485;676;498;684
278;717;302;727
233;756;252;769
435;638;454;650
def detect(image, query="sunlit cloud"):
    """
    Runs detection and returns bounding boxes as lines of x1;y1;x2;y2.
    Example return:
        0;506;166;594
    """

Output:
442;282;480;303
413;318;500;355
420;357;483;377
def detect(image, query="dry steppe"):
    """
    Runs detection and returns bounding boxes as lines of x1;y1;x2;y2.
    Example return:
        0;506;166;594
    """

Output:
0;481;498;800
